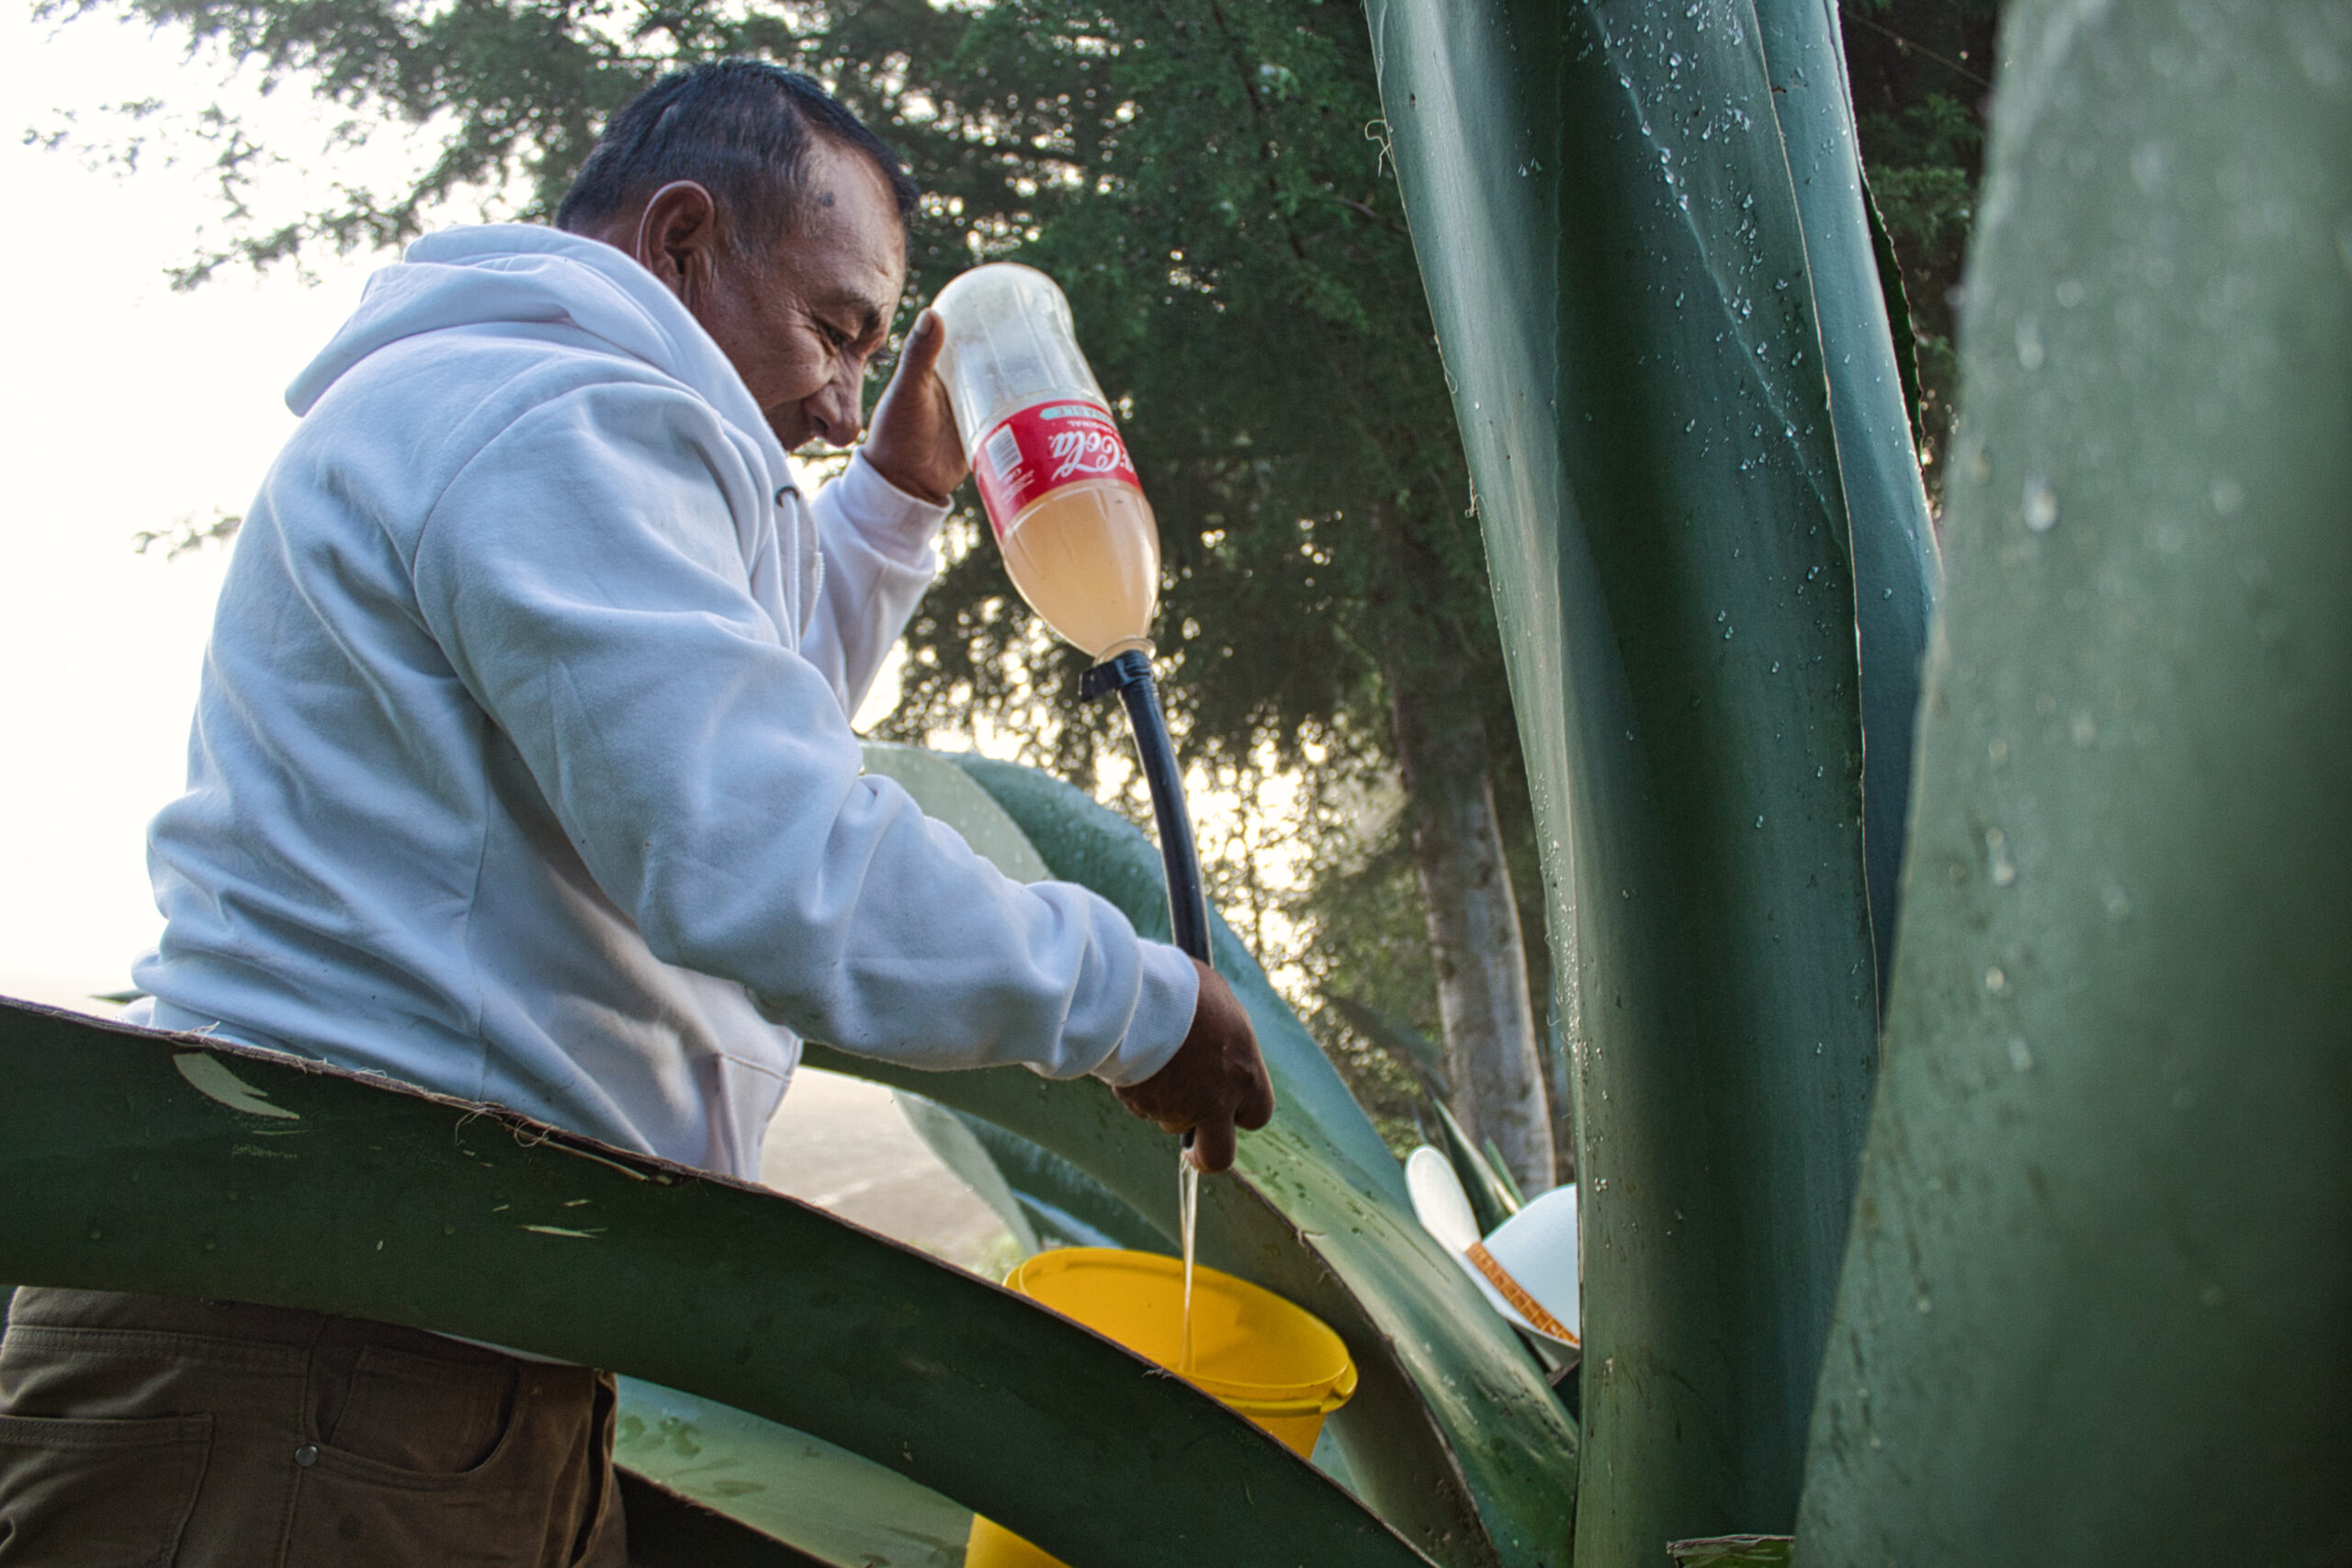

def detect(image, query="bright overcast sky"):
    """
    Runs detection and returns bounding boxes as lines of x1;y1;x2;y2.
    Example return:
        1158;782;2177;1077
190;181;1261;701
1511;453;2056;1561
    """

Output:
0;8;394;1008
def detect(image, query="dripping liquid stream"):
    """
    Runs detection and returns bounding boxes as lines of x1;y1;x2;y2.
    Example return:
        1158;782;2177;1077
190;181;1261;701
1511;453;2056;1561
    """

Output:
1178;1145;1199;1377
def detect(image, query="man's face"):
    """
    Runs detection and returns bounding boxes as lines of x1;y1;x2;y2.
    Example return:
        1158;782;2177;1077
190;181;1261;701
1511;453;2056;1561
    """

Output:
692;138;909;453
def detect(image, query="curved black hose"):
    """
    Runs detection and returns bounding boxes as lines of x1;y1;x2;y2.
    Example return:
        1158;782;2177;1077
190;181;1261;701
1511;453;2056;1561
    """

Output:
1080;649;1212;966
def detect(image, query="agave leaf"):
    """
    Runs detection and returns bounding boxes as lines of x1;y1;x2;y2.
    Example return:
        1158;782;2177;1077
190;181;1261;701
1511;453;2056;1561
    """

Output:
1427;1090;1521;1236
1753;0;1941;990
857;743;1053;884
1796;6;2352;1562
1857;171;1925;461
1479;1141;1527;1211
615;1376;970;1567
0;997;1433;1568
812;748;1580;1566
1362;0;1887;1557
1670;1537;1794;1568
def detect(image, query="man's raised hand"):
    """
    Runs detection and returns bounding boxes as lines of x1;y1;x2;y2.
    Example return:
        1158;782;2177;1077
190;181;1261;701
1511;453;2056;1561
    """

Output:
1113;960;1276;1174
861;308;969;505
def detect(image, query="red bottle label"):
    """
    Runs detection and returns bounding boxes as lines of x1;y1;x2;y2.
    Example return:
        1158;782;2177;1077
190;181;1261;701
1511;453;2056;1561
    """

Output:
970;399;1141;536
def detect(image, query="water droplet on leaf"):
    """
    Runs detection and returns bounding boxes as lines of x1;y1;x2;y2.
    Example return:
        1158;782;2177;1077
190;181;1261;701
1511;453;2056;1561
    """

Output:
2024;476;2060;533
2015;316;2045;370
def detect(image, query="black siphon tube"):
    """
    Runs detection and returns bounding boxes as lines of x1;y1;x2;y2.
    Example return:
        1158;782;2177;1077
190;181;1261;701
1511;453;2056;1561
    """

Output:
1080;649;1211;966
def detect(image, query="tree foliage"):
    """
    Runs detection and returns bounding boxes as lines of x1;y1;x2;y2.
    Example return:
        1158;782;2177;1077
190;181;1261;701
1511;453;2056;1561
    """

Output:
1840;0;2002;494
881;0;1503;778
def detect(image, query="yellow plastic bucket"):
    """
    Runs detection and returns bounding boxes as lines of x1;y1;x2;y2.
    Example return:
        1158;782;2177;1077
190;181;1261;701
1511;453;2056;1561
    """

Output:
964;1247;1359;1568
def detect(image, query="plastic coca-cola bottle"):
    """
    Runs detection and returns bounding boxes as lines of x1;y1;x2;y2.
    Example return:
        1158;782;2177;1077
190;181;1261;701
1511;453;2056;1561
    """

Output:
931;264;1159;661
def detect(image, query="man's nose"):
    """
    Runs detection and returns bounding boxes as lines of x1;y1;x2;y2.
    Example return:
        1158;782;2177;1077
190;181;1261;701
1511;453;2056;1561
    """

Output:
803;360;865;447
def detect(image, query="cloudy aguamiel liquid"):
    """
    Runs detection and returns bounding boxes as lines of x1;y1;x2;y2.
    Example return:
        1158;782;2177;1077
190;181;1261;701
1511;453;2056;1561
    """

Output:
932;262;1162;661
996;479;1159;661
1178;1145;1200;1377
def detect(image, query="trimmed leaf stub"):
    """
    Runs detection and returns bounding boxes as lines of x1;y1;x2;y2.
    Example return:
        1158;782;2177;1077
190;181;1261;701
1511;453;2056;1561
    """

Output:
1667;1536;1793;1567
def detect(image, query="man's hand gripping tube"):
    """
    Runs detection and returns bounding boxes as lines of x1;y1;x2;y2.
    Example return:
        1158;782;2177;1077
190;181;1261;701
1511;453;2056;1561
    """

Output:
1087;649;1274;1172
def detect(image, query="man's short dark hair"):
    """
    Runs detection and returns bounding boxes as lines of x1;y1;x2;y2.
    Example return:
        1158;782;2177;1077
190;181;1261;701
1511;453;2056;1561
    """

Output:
556;60;919;255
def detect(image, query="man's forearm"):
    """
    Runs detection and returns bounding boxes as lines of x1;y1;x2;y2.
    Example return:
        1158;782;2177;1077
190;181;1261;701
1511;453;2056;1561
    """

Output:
802;450;952;713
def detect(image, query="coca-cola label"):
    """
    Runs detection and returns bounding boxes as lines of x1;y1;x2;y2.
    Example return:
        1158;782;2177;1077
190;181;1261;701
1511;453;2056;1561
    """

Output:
972;399;1141;536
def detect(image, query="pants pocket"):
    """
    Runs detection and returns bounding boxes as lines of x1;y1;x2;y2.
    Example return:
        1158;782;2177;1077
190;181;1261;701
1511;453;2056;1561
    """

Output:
323;1345;514;1474
0;1412;212;1568
285;1365;605;1568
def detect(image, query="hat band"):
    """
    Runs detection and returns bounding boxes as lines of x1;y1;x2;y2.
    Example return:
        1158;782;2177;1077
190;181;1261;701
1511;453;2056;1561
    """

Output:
1466;1240;1577;1344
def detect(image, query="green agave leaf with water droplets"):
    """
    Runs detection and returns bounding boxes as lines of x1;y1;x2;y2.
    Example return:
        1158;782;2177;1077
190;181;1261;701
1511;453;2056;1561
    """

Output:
1797;4;2352;1561
1359;0;1928;1557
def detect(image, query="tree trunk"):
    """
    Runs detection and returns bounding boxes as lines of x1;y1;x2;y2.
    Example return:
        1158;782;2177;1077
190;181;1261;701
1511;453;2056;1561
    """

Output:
1388;656;1556;1197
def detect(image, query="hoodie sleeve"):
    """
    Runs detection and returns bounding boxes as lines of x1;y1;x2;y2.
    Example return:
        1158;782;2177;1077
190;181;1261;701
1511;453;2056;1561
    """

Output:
797;450;950;716
408;380;1196;1086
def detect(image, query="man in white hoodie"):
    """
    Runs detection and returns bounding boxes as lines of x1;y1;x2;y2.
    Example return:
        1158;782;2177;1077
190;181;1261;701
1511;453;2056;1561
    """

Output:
0;61;1271;1565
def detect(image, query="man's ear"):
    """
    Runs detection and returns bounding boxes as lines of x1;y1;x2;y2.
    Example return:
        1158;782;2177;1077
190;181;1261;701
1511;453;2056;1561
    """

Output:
633;180;723;303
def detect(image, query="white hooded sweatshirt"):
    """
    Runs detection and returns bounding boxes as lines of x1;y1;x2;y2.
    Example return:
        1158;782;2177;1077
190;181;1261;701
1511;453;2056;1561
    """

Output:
131;224;1197;1179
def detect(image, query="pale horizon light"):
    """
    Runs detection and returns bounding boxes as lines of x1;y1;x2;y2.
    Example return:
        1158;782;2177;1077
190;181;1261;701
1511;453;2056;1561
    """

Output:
1;10;407;1010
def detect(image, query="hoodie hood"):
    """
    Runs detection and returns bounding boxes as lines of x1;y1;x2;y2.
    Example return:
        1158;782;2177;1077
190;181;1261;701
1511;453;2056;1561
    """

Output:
287;225;784;474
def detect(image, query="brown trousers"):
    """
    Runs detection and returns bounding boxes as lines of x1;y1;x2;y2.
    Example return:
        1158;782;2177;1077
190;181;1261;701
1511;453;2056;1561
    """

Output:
0;1287;624;1566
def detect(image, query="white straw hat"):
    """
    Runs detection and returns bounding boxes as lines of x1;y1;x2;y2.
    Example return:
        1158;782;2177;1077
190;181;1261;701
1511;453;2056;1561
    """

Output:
1405;1146;1579;1349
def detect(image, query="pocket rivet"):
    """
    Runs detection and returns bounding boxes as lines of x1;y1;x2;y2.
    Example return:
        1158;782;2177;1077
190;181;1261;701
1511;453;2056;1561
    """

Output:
294;1444;321;1467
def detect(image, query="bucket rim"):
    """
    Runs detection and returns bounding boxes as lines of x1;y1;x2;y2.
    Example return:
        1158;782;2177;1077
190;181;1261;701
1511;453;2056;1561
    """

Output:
1004;1247;1359;1413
